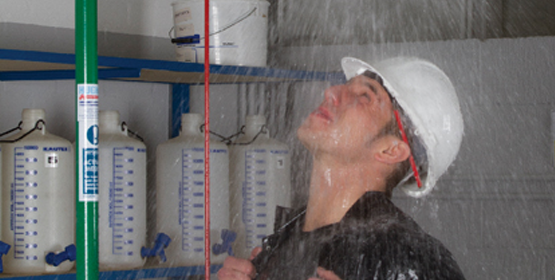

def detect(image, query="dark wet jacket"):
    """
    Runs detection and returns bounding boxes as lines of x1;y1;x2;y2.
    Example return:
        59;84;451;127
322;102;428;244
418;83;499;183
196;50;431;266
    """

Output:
252;191;465;280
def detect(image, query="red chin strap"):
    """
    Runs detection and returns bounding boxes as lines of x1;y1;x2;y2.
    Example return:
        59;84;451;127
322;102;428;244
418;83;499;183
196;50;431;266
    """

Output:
393;110;423;188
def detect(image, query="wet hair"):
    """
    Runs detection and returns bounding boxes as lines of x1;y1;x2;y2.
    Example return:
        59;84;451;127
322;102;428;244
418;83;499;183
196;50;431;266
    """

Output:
362;70;427;198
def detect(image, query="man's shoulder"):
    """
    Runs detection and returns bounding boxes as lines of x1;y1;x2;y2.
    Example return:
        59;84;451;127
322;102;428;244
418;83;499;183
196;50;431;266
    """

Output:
322;223;465;279
320;193;466;279
336;197;456;265
340;192;423;234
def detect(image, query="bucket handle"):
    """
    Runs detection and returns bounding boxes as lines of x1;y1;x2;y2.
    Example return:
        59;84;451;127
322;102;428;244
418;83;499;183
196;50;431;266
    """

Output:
208;7;257;37
169;7;258;40
0;120;45;143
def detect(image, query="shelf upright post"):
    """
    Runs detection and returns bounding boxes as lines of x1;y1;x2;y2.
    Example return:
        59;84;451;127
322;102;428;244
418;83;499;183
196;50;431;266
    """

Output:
75;1;100;280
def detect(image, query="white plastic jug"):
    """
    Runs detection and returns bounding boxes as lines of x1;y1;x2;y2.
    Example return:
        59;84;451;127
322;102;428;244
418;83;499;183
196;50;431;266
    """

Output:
156;113;230;266
1;109;75;274
98;110;147;270
229;115;291;258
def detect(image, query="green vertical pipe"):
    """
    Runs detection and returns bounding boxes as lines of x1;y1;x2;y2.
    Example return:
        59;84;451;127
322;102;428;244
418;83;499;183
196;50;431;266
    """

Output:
75;1;99;280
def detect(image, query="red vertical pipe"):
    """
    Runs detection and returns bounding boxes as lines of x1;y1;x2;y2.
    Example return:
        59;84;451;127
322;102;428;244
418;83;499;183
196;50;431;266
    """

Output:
203;0;211;278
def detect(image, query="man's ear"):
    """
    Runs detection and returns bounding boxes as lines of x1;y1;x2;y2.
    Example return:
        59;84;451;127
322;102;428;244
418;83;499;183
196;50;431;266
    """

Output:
374;136;411;164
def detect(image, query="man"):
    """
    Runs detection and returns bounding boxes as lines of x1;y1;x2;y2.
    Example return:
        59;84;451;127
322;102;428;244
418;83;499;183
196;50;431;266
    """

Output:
218;56;465;279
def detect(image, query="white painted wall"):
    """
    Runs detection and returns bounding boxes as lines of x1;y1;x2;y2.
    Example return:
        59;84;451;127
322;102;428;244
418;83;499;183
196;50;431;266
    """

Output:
0;0;175;38
0;80;170;146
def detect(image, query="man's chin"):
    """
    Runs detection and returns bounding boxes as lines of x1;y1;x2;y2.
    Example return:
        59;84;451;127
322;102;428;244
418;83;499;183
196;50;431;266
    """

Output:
297;128;324;152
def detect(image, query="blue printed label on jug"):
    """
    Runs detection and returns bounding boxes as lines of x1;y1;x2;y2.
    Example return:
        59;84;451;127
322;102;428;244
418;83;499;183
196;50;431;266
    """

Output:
43;147;68;152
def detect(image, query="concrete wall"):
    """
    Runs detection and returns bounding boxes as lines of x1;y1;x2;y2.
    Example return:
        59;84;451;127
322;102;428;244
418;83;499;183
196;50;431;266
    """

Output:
264;36;555;279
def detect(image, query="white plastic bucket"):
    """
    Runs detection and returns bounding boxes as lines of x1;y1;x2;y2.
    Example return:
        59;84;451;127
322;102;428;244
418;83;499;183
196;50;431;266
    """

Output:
171;0;269;67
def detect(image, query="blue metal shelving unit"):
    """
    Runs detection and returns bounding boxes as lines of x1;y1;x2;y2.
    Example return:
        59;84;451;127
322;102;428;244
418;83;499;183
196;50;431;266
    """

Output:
0;265;223;280
0;48;344;136
0;47;344;279
0;48;342;84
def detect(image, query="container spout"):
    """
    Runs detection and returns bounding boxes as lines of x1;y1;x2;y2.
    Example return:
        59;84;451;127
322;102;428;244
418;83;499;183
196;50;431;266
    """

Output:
141;233;172;262
212;229;236;256
0;241;11;272
45;244;76;267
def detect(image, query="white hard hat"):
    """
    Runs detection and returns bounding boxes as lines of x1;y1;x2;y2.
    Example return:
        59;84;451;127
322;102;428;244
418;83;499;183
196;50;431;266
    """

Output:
341;57;464;197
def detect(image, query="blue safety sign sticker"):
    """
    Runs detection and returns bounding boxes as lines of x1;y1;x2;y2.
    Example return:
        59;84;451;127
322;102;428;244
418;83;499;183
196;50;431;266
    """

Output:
80;148;99;201
87;124;99;145
77;83;99;202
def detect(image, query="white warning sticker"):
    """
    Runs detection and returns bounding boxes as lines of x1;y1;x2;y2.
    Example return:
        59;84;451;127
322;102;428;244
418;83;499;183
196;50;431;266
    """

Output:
78;83;99;202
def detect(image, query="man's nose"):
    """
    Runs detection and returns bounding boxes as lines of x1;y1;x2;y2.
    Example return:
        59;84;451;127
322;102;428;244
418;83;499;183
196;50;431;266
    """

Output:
324;84;356;106
324;84;349;106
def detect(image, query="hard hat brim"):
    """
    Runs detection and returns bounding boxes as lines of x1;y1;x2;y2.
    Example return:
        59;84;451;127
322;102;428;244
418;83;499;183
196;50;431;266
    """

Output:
341;57;408;104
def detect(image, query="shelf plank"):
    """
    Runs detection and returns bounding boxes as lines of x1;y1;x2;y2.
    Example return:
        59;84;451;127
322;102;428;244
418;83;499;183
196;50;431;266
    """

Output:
0;265;223;280
0;68;141;81
0;49;343;84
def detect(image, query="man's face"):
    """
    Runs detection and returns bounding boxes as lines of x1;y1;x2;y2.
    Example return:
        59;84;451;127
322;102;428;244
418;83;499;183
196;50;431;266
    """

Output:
297;74;396;162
